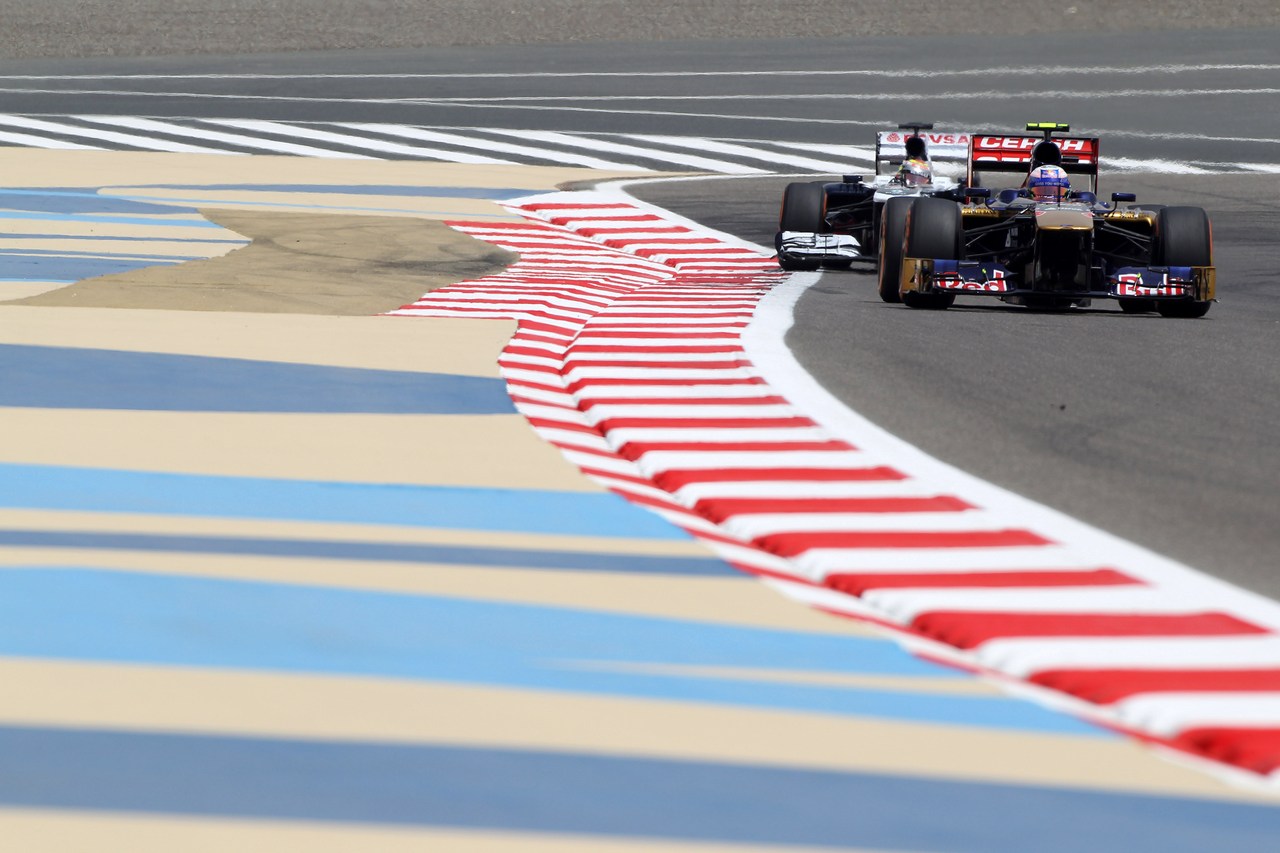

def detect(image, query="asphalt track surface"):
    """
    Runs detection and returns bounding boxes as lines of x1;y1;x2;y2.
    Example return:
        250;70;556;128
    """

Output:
5;26;1272;596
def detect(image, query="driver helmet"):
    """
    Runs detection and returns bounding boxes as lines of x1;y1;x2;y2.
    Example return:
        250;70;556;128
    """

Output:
898;157;932;187
1027;164;1071;202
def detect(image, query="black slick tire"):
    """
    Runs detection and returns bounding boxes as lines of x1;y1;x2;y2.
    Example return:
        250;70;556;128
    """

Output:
877;197;914;303
777;181;827;271
1153;206;1213;318
901;197;959;310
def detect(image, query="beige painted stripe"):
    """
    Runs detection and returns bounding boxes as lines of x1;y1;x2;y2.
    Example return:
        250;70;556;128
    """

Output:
0;809;907;853
0;307;514;373
0;550;874;635
0;659;1260;803
0;409;594;489
0;509;709;556
0;283;71;301
0;148;652;191
558;661;995;697
0;219;233;240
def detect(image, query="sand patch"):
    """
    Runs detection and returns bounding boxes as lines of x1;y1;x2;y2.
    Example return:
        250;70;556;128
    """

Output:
12;208;517;315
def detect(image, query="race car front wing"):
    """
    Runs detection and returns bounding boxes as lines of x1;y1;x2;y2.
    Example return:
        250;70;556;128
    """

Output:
776;231;867;265
900;258;1216;303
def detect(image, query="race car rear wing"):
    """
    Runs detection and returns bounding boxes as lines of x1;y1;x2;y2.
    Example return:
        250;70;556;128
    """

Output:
967;134;1100;191
876;127;971;178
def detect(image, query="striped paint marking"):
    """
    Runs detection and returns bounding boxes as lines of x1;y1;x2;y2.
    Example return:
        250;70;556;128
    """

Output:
391;191;1280;786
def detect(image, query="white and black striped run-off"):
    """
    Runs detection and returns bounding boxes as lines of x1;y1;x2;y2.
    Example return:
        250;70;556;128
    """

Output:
0;113;1262;175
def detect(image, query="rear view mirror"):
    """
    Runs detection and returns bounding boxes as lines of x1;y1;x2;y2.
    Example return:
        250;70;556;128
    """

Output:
1112;192;1136;202
965;187;991;199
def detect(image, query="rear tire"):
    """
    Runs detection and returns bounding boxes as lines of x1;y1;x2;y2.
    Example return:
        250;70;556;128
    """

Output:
901;197;959;310
1153;206;1213;318
877;197;914;303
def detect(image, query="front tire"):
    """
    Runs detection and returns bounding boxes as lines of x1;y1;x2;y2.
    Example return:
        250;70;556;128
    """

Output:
877;197;914;303
779;181;827;233
777;181;827;272
1153;206;1213;318
901;197;959;310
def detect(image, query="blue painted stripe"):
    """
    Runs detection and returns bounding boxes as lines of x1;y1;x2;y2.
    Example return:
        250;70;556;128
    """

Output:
0;211;219;227
0;249;205;261
1;727;1276;851
0;187;195;216
129;184;532;200
0;256;178;281
0;344;516;413
0;232;246;244
0;568;1096;732
0;464;687;539
0;530;729;575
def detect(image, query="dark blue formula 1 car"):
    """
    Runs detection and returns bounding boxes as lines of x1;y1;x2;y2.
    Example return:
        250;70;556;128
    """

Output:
883;123;1215;317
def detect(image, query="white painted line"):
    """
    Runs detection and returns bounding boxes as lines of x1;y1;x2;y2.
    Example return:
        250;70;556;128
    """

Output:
202;118;519;163
672;481;939;501
721;511;1005;538
0;113;232;154
335;122;648;171
791;546;1090;573
621;134;864;174
977;636;1280;677
584;404;800;421
73;115;375;159
632;450;872;471
0;128;99;149
862;588;1211;623
2;63;1278;80
480;128;770;175
1115;694;1280;736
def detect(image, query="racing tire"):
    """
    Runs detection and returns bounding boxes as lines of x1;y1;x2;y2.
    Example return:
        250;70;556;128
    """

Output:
779;181;827;233
777;182;827;271
877;197;914;303
901;197;959;310
1153;206;1213;318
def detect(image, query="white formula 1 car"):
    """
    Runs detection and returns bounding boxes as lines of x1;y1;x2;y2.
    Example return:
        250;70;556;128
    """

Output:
775;122;970;302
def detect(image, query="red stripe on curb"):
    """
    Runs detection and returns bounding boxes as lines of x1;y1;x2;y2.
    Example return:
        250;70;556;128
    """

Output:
1171;728;1280;775
596;417;817;431
654;467;905;488
566;377;766;392
826;569;1141;595
580;396;788;408
759;529;1053;557
564;359;752;370
620;440;854;459
910;612;1269;650
1029;668;1280;704
698;495;975;517
567;345;746;354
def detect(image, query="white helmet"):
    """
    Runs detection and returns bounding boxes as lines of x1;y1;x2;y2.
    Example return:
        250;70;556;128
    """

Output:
898;157;932;187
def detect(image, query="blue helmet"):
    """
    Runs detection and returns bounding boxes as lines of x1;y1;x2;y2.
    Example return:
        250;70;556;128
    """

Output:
1028;165;1070;202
